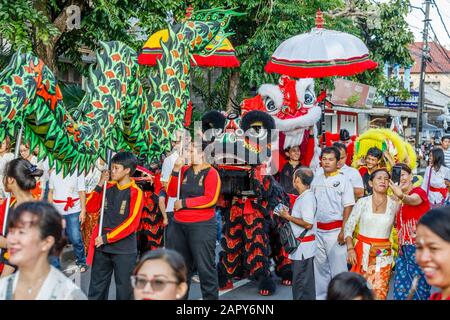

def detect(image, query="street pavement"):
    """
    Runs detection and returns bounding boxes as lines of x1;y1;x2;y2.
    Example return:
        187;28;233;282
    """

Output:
61;243;294;300
62;243;436;300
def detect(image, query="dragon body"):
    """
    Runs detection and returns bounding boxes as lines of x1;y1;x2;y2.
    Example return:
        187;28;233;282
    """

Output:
0;8;240;176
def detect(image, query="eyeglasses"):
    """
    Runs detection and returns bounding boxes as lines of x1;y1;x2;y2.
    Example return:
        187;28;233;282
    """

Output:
130;276;179;291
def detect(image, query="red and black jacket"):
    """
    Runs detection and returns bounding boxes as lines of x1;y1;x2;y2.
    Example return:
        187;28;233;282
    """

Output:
167;165;221;223
0;198;16;273
86;180;143;254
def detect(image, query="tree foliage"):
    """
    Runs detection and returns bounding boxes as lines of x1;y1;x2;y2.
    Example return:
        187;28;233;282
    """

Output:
0;0;60;51
189;0;414;104
0;0;414;107
0;0;190;72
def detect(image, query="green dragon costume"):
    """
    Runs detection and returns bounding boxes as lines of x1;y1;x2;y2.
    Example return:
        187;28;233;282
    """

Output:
0;7;241;262
0;8;240;176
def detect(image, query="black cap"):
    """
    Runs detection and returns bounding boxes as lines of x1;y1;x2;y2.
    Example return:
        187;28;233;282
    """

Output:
339;129;350;141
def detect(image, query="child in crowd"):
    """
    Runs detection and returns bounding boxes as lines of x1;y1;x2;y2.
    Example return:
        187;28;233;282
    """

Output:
357;147;383;196
87;152;144;300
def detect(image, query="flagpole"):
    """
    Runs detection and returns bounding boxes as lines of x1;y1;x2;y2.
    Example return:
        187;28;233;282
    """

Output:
177;130;185;200
98;149;112;241
164;130;184;249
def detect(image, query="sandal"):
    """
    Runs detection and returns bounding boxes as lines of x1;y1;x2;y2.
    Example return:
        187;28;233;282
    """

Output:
282;279;292;286
78;265;88;273
259;289;270;296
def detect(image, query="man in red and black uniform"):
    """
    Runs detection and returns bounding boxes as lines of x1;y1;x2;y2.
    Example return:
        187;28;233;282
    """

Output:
87;152;143;300
166;142;221;300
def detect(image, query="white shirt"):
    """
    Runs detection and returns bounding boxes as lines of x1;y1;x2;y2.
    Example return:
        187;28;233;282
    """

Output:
443;148;450;168
0;266;86;300
288;189;317;261
49;171;86;215
0;152;14;198
340;164;364;189
344;196;399;271
85;160;108;193
311;170;355;224
421;166;450;205
27;155;38;166
316;165;364;190
37;158;51;190
161;150;179;212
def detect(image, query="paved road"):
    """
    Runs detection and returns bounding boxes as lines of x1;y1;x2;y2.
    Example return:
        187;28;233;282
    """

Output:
62;244;436;300
61;244;294;300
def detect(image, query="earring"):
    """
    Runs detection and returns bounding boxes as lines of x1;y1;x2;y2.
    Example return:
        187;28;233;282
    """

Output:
176;294;181;299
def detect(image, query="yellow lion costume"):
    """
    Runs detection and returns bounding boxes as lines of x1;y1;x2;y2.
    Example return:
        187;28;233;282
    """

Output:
351;128;417;171
350;128;418;264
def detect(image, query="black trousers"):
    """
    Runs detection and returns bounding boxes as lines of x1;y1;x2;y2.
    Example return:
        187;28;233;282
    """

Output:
292;257;316;300
88;250;137;300
166;217;218;300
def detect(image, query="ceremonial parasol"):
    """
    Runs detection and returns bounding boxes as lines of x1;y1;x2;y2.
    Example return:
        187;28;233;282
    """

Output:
264;10;378;78
138;29;240;68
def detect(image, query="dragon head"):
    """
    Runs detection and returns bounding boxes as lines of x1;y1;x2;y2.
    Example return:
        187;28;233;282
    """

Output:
241;76;322;150
201;107;275;166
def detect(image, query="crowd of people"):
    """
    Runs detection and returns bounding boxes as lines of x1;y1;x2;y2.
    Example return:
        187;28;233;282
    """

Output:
0;131;450;301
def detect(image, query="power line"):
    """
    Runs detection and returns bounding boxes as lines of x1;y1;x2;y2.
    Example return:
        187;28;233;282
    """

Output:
432;0;450;41
410;50;450;83
429;22;450;63
409;0;425;13
408;9;428;35
408;26;450;88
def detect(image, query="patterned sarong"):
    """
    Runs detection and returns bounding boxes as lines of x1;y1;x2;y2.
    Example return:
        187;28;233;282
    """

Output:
393;244;431;300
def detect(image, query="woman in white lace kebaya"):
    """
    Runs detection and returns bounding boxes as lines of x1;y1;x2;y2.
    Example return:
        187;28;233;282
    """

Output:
0;202;86;300
344;168;400;300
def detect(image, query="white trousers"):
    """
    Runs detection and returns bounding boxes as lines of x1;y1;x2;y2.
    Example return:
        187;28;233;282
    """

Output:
314;229;348;300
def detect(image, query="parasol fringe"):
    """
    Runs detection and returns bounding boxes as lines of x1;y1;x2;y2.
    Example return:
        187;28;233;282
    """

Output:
264;59;378;78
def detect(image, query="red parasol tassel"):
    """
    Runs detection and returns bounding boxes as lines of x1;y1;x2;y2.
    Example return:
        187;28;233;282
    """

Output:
317;90;327;103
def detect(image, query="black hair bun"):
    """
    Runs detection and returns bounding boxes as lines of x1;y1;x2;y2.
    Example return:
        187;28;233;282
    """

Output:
26;164;44;178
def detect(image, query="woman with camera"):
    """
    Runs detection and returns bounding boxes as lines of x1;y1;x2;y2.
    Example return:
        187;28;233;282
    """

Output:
389;163;431;300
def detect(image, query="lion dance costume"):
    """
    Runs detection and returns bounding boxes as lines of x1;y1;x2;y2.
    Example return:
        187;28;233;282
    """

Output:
203;75;322;296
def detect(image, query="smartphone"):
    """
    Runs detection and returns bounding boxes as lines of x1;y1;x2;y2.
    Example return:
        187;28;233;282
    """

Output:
391;165;402;185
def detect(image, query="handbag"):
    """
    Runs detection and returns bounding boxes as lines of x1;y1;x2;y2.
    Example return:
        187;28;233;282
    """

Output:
279;221;308;254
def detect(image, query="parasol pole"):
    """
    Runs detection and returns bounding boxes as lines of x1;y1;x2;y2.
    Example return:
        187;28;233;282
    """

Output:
319;80;326;147
98;149;113;242
316;11;326;145
2;126;23;237
164;130;185;248
406;276;419;300
176;130;185;200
